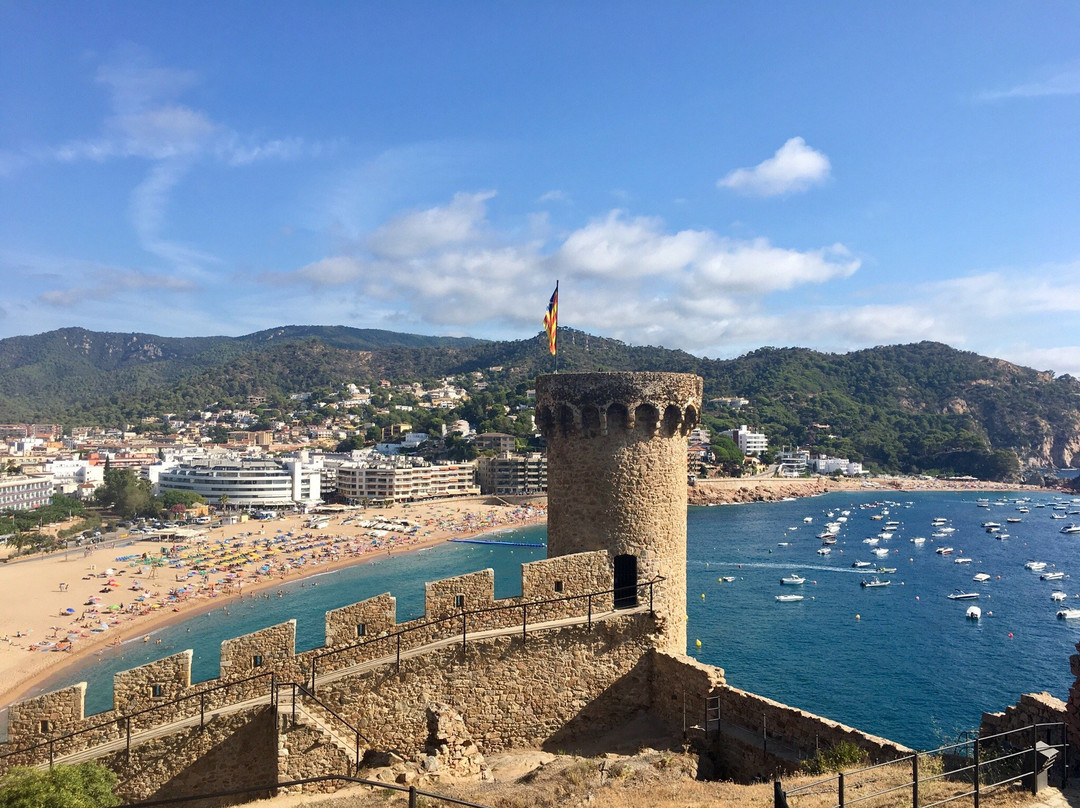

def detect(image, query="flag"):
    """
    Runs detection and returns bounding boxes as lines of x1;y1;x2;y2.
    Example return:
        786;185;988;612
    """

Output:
543;282;558;356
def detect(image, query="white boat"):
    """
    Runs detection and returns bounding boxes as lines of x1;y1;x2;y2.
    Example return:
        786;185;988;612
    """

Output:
776;594;804;602
947;590;980;600
954;557;973;564
1052;591;1068;602
1041;571;1066;581
821;536;837;545
861;577;890;588
873;548;890;558
816;547;832;555
777;541;792;546
877;532;894;539
1006;518;1022;523
870;514;883;521
851;560;873;568
1060;525;1080;535
1052;513;1067;520
939;527;956;533
803;516;813;523
973;572;992;582
877;566;897;573
817;530;837;539
1025;560;1048;571
931;518;948;525
981;521;1000;529
911;537;926;545
780;574;806;585
1057;609;1080;619
720;576;735;582
966;605;981;620
863;537;880;545
936;547;954;555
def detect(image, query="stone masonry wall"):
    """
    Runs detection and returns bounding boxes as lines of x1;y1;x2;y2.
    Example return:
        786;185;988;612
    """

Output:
220;620;297;679
103;706;279;806
113;650;193;716
714;684;912;762
5;682;86;747
325;593;397;648
650;651;726;732
316;613;655;755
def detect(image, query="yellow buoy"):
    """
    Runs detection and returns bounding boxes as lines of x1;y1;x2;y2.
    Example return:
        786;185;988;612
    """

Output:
701;593;706;599
695;639;702;648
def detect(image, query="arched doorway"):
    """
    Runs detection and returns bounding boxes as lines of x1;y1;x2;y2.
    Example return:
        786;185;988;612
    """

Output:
613;554;638;608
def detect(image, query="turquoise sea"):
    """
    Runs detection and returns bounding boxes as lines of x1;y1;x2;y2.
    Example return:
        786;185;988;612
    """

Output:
23;490;1080;751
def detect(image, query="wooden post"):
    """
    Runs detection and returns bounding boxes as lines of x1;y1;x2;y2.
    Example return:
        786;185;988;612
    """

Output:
912;753;919;808
838;770;845;808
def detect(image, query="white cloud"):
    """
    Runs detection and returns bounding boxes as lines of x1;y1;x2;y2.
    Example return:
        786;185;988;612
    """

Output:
998;346;1080;378
977;67;1080;102
368;191;496;258
718;137;832;197
38;267;196;307
538;190;570;204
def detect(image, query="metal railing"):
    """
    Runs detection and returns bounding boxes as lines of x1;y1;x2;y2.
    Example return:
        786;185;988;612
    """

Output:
122;774;494;808
281;680;369;772
308;577;661;692
777;722;1068;808
0;670;278;770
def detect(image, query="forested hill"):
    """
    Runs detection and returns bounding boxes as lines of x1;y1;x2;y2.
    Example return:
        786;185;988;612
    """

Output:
1;326;1079;477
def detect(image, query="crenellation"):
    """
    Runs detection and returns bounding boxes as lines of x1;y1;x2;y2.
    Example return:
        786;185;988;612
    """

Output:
325;592;397;647
113;650;192;713
220;620;297;678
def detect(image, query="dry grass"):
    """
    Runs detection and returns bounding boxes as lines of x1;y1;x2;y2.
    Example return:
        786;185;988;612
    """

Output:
244;748;1051;808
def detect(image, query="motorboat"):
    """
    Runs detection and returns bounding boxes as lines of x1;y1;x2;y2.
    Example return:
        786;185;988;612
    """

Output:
1052;591;1068;602
816;547;831;555
954;557;973;564
1060;525;1080;535
1025;561;1048;571
872;548;891;558
851;560;873;568
860;577;890;588
1057;609;1080;619
878;532;894;540
780;574;806;585
877;566;897;574
972;573;992;582
776;594;804;602
777;541;792;546
1052;513;1067;520
720;576;735;582
1041;571;1066;581
966;605;981;620
981;521;1000;529
863;537;879;545
947;590;979;600
821;536;837;545
936;547;954;555
911;537;926;545
1006;518;1022;523
803;516;813;523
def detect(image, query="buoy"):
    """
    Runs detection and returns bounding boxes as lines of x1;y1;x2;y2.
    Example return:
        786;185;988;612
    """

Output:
916;596;919;600
695;639;702;648
701;593;705;599
1008;632;1014;638
856;614;861;620
718;577;722;583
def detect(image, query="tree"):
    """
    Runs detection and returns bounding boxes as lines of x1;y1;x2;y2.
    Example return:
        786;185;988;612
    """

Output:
0;761;120;807
95;469;153;519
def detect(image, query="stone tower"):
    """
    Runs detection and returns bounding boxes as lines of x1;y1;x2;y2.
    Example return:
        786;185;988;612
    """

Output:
535;371;702;653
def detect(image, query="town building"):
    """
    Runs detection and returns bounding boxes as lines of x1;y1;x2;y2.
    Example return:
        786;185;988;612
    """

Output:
811;456;865;476
475;451;547;495
726;425;768;456
776;450;810;477
335;458;479;504
156;458;321;508
473;432;517;453
0;473;54;511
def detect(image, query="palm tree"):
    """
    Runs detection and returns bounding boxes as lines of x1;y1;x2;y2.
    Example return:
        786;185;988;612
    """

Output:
218;494;230;511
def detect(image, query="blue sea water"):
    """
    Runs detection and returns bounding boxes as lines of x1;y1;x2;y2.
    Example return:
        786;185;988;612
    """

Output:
25;490;1080;751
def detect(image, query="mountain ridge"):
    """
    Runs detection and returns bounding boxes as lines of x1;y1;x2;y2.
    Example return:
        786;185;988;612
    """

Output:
1;326;1078;476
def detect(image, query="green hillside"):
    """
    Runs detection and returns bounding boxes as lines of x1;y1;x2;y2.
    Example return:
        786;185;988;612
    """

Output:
1;327;1078;479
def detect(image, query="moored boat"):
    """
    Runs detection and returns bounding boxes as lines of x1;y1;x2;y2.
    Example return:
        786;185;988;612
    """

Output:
776;594;804;602
780;574;806;585
1057;608;1080;619
861;577;890;588
947;590;979;600
966;605;981;620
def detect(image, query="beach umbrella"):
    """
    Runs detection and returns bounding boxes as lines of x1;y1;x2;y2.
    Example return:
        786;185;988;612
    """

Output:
104;568;115;575
64;607;75;614
99;622;109;630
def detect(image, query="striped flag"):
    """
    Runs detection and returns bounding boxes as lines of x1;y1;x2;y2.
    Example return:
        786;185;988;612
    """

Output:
543;282;558;355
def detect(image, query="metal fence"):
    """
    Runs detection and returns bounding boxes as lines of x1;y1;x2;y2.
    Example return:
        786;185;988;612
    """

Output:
777;722;1068;808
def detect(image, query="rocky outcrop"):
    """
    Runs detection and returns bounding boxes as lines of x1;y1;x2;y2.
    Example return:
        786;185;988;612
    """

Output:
688;479;832;505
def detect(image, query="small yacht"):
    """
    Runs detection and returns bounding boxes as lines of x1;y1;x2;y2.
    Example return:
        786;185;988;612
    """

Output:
851;560;873;568
966;605;981;620
1025;560;1048;572
972;572;992;582
954;557;973;564
860;577;890;588
911;536;927;545
1041;571;1066;581
780;574;806;585
948;590;980;600
1060;524;1080;535
1052;591;1068;602
936;547;954;555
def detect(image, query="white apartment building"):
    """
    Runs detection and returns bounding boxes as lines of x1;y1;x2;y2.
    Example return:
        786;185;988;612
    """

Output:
811;456;865;476
0;473;54;511
728;425;768;456
45;458;104;498
336;458;479;504
156;458;321;508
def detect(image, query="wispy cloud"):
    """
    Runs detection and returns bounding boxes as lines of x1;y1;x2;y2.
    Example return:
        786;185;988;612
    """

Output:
38;267;196;307
977;67;1080;101
538;189;570;204
718;137;831;197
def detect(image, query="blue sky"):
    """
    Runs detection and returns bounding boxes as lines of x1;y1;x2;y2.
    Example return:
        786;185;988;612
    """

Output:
3;3;1080;374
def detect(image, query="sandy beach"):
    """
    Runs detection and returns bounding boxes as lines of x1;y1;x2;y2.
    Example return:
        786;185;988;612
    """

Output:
0;497;546;710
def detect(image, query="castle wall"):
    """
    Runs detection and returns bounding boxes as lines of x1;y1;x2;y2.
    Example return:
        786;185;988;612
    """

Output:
982;692;1067;745
5;682;86;746
536;372;702;653
103;706;279;807
650;651;726;731
317;613;655;754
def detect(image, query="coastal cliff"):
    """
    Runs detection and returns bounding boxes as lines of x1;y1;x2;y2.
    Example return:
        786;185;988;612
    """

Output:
688;478;834;505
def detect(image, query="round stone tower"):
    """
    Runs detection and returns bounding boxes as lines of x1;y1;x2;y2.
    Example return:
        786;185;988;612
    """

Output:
535;371;702;653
